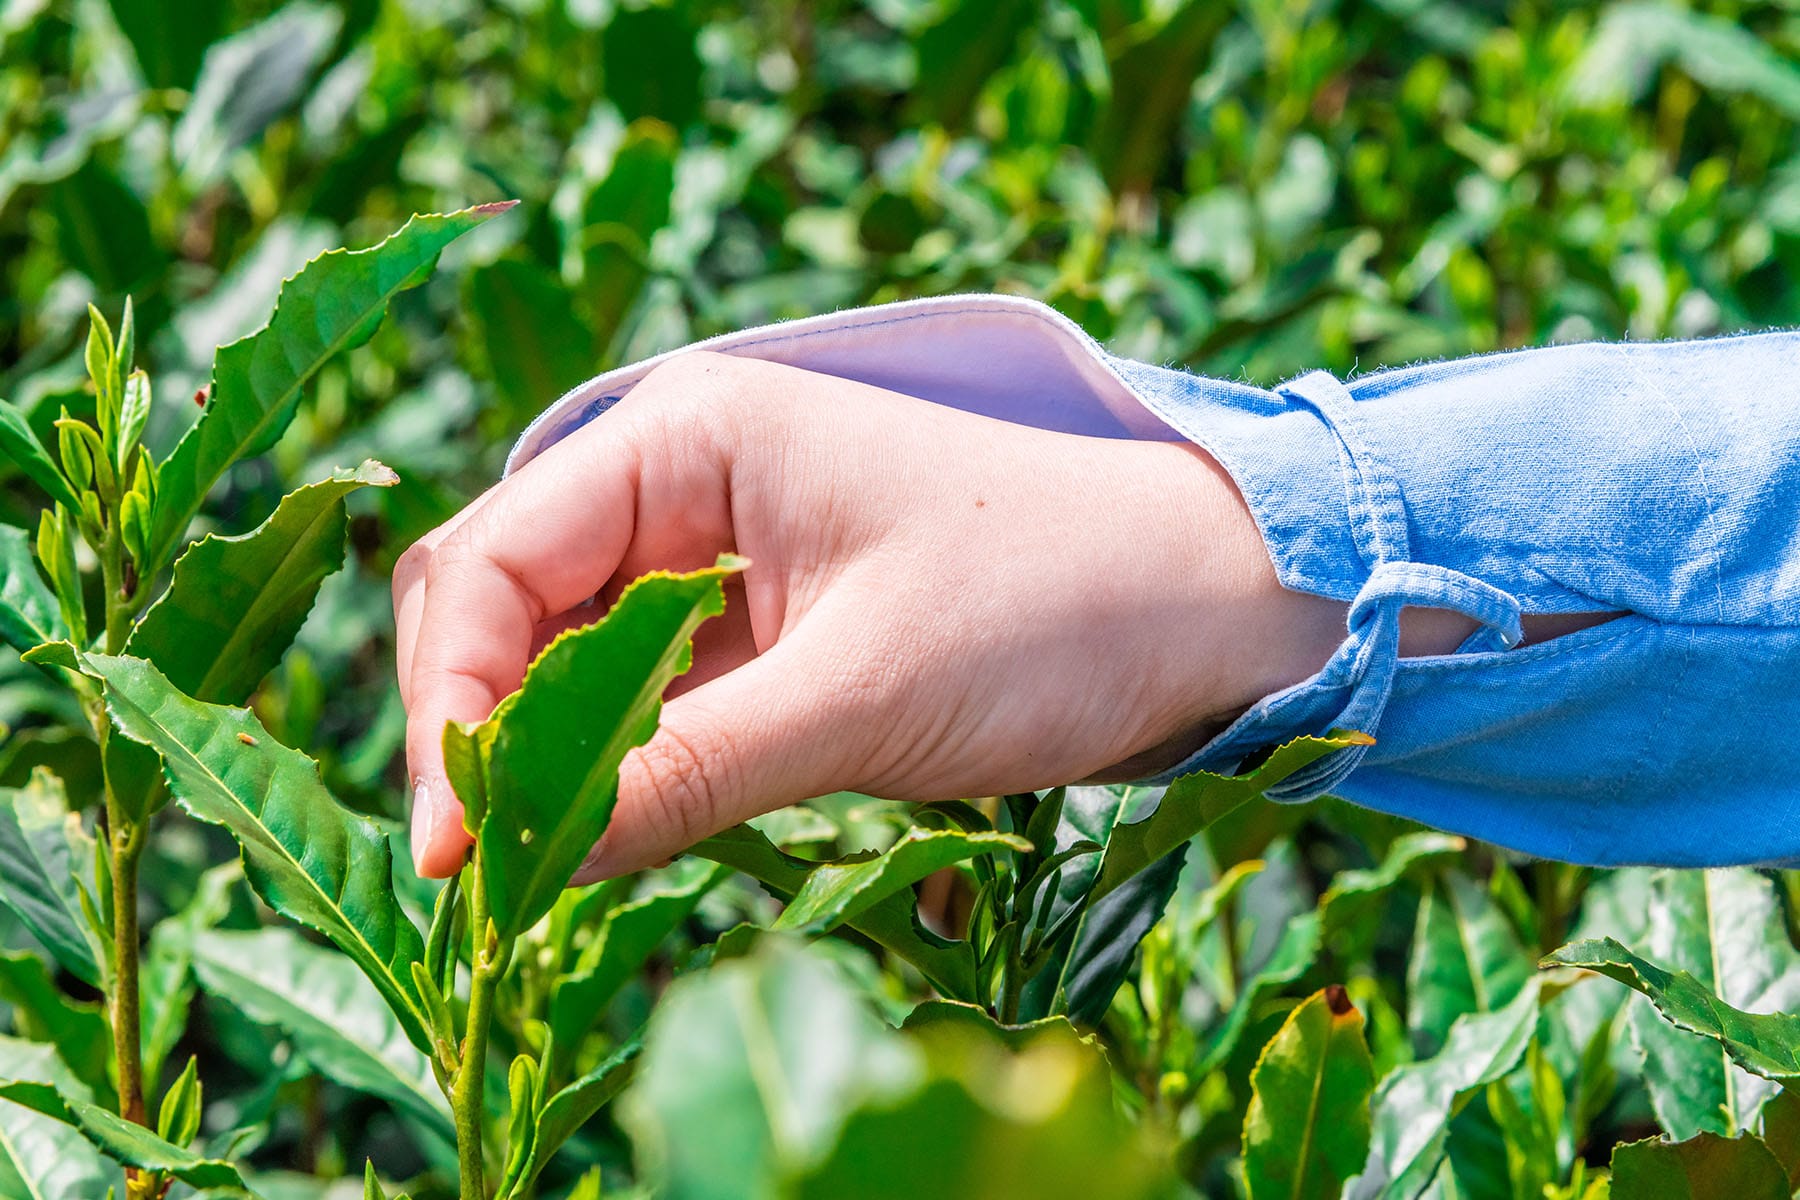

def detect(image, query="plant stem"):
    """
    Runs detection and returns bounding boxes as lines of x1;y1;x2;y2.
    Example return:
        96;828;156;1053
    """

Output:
105;789;147;1126
454;864;510;1200
96;518;149;1129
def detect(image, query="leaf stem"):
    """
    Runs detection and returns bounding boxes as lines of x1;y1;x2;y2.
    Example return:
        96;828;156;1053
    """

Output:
455;860;510;1200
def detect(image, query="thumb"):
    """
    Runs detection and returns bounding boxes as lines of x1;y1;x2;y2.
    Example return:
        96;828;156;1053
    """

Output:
572;631;855;882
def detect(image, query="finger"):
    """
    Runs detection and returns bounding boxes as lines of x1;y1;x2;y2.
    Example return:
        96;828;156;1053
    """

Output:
405;431;651;875
393;483;495;708
569;626;858;883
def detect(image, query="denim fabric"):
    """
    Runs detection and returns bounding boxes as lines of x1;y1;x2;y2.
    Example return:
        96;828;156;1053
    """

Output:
511;296;1800;868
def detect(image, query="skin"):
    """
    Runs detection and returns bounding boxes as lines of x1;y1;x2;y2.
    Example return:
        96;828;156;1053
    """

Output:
394;352;1607;880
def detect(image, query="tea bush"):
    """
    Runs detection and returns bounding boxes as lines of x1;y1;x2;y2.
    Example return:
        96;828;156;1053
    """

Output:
5;2;1800;1198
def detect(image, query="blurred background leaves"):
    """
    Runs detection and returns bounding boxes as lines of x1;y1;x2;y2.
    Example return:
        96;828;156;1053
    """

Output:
6;0;1800;1191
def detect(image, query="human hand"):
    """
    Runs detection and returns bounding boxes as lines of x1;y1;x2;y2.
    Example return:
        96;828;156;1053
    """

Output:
394;351;1354;879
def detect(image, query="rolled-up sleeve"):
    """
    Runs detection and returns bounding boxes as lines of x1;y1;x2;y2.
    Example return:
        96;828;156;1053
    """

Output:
508;295;1800;868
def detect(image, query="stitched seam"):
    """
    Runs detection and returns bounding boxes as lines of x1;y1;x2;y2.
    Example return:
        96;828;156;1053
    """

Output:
1392;615;1644;674
1636;348;1727;621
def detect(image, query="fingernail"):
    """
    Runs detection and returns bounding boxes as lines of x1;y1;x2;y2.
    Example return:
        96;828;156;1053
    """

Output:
409;775;435;870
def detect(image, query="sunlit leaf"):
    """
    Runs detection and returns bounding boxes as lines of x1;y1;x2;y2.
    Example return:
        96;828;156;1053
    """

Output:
1242;986;1376;1200
1087;733;1368;905
0;1037;111;1200
1349;978;1543;1200
1406;869;1532;1057
76;650;430;1050
0;1078;248;1191
1625;869;1800;1139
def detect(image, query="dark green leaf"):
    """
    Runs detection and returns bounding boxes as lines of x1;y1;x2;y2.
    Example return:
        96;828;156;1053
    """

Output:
471;558;739;940
0;769;103;987
600;9;701;128
0;400;80;513
105;0;227;88
1543;937;1800;1087
0;1036;111;1200
773;827;1030;936
77;651;430;1050
1087;733;1368;905
150;206;509;569
0;951;112;1103
1609;1132;1790;1200
1242;987;1376;1200
0;524;65;654
695;823;978;1001
469;259;597;424
128;461;398;704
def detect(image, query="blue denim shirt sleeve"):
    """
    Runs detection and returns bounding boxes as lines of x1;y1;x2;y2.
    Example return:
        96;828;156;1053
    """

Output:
508;295;1800;868
1113;335;1800;867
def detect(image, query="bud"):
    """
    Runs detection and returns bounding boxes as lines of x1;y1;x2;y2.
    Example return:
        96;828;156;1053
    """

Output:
120;490;149;569
35;505;85;645
55;412;93;492
117;370;151;473
85;304;117;449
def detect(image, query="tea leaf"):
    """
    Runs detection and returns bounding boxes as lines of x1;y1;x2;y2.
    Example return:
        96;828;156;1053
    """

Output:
190;928;450;1139
502;1040;642;1198
149;205;509;569
621;938;921;1199
0;524;66;654
1626;869;1800;1139
1087;732;1369;905
549;862;727;1066
129;461;399;704
76;650;430;1049
0;1078;249;1192
0;399;82;513
1348;978;1542;1200
1242;987;1376;1200
696;823;979;1001
793;1005;1175;1200
773;827;1031;936
0;770;104;987
0;1036;111;1200
0;951;112;1103
1608;1131;1790;1199
1406;869;1532;1057
472;557;741;941
1543;937;1800;1086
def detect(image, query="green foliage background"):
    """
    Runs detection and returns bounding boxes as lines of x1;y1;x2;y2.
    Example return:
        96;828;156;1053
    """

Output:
6;0;1800;1196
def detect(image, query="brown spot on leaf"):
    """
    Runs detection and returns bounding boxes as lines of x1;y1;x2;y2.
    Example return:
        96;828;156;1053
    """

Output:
1325;983;1353;1016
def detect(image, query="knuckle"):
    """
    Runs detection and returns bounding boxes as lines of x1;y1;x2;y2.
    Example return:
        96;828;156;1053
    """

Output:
627;723;737;848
